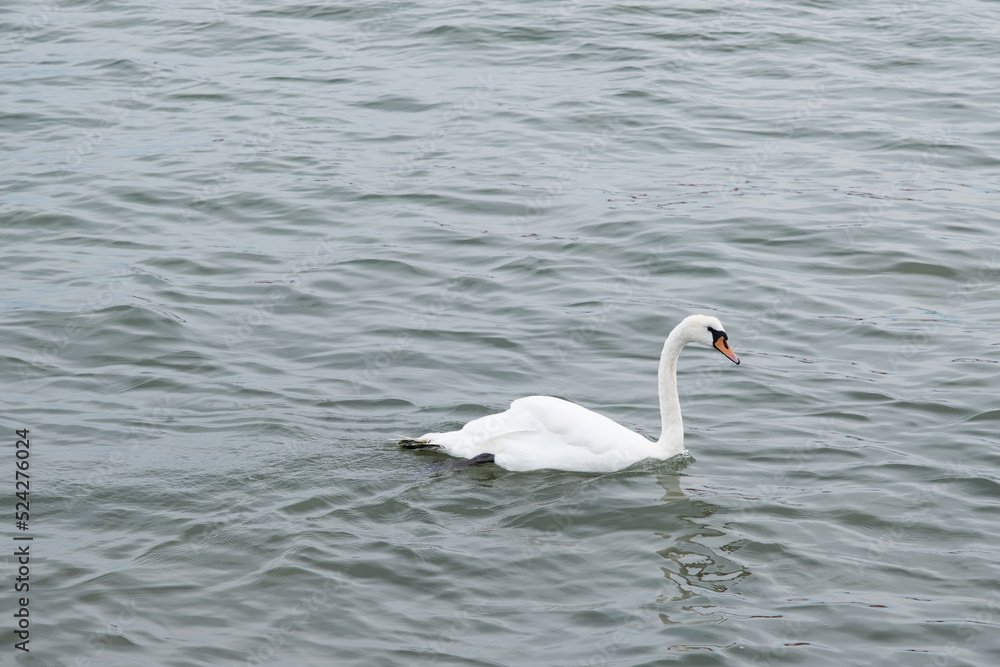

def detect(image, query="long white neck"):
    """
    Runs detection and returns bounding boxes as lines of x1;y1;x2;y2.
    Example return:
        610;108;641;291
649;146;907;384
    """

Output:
654;327;687;454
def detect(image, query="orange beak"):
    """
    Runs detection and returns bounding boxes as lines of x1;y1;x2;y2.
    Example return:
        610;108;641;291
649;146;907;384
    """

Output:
714;334;740;365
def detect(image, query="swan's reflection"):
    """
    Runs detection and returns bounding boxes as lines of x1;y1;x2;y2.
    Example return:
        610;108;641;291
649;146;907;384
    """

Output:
427;461;751;628
653;474;751;625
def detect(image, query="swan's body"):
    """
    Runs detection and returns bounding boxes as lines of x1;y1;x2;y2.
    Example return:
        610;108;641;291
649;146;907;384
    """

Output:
401;314;739;472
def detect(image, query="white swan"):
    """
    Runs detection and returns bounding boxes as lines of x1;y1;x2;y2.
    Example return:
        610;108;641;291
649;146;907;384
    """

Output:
400;314;740;472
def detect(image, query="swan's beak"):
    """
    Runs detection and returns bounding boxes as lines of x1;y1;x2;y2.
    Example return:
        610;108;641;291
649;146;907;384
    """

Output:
713;333;740;365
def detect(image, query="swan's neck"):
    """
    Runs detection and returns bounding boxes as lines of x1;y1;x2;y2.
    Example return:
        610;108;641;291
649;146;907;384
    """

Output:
654;329;686;454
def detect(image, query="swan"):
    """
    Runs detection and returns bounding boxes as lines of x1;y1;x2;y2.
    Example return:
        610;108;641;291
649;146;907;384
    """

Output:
399;314;740;472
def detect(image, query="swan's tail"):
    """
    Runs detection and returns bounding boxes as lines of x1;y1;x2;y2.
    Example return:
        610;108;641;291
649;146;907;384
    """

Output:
398;437;441;451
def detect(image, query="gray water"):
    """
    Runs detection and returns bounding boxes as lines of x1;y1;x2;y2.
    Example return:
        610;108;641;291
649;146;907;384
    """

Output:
3;1;1000;665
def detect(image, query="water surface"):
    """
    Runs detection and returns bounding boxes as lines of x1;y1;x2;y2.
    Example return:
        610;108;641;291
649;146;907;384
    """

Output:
3;1;1000;665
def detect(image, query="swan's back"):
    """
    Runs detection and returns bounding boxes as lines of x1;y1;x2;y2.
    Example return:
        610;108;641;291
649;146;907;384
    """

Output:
421;396;656;472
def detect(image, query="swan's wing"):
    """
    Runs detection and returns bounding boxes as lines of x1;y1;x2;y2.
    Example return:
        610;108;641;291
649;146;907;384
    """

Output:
506;396;631;456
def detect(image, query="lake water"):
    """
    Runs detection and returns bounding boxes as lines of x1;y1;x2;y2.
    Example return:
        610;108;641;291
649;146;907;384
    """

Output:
3;0;1000;665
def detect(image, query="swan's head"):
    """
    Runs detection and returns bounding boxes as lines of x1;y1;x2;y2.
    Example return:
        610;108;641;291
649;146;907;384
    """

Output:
680;314;740;365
